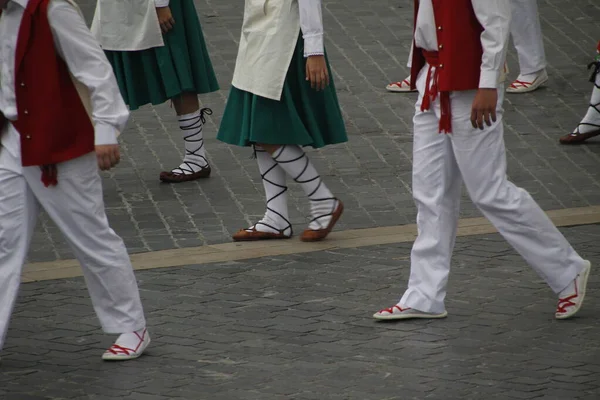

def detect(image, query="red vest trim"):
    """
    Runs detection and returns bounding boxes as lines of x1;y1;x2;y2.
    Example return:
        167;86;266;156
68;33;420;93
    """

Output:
11;0;94;185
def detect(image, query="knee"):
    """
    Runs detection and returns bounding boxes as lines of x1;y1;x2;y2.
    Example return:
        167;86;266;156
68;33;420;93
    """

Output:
469;180;522;212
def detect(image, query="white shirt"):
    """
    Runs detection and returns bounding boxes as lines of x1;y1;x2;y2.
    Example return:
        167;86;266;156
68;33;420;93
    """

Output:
0;0;129;156
299;0;324;56
414;0;510;88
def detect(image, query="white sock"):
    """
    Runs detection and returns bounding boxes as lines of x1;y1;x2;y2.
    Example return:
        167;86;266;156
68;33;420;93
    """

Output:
114;328;147;351
272;145;337;230
172;109;210;175
249;147;291;235
573;72;600;134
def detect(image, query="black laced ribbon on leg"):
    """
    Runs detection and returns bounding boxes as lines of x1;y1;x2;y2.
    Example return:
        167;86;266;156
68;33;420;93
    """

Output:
172;108;212;175
572;61;600;136
251;146;292;236
272;145;336;230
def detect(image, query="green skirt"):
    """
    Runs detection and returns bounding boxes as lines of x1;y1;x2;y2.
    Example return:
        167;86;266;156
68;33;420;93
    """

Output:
105;0;219;110
216;37;348;148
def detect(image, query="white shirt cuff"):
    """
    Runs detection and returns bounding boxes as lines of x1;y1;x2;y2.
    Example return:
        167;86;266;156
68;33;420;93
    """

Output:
155;0;169;7
303;34;324;57
479;70;500;89
95;123;119;146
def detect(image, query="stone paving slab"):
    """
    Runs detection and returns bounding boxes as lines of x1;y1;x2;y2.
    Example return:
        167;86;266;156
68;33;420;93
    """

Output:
25;0;600;262
3;224;600;399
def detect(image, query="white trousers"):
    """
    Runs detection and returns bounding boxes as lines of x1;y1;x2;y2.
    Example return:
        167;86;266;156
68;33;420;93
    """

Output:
400;66;586;314
511;0;546;75
0;130;146;350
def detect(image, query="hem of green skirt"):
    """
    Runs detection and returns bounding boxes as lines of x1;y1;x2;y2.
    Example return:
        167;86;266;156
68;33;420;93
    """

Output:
216;137;348;149
127;86;220;111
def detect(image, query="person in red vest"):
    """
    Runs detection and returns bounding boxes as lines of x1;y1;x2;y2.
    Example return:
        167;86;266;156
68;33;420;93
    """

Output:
559;41;600;144
0;0;149;360
373;0;591;321
386;0;548;94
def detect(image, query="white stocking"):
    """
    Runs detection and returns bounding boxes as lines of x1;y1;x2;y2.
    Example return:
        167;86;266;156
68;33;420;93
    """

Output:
248;147;291;236
573;65;600;134
172;108;211;175
272;145;338;231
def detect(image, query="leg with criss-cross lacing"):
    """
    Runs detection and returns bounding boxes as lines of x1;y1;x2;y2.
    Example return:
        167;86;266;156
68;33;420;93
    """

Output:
560;56;600;144
232;146;292;241
269;145;343;242
160;92;213;183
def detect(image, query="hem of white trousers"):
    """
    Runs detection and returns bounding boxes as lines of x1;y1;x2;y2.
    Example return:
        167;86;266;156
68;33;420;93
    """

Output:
552;260;587;294
517;66;547;77
400;290;445;314
101;319;146;335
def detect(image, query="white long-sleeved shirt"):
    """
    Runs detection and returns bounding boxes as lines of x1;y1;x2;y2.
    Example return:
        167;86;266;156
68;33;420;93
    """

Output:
0;0;129;157
299;0;324;57
414;0;510;88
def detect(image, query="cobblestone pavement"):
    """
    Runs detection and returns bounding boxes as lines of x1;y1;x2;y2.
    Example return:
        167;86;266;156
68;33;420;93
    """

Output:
2;224;600;399
24;0;600;262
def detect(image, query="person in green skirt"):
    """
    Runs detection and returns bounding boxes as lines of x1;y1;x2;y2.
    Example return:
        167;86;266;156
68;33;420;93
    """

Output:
91;0;219;183
217;0;348;242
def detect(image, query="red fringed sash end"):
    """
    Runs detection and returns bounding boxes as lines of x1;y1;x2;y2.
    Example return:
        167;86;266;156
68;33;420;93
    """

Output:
439;91;452;134
421;50;453;134
41;164;58;187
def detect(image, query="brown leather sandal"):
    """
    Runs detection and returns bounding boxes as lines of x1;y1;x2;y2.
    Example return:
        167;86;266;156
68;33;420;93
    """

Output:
160;166;211;183
232;225;292;242
559;128;600;144
300;199;344;242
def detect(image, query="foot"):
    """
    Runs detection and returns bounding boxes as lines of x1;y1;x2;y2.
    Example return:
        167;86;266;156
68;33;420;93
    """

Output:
232;218;293;242
300;199;344;242
555;261;591;320
232;225;292;241
102;328;150;361
506;69;548;93
373;305;448;320
160;108;213;183
386;77;416;93
559;128;600;144
159;164;211;183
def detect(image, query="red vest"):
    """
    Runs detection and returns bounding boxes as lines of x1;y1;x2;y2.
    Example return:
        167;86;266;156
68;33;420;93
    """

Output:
11;0;94;180
410;0;484;92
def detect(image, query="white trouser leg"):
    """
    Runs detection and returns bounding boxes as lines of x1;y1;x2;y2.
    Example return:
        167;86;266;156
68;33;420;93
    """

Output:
510;0;547;75
400;67;463;314
0;150;39;351
450;89;586;294
23;153;146;334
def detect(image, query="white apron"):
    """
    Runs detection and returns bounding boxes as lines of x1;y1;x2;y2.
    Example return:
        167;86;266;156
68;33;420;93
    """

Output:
232;0;301;101
90;0;164;52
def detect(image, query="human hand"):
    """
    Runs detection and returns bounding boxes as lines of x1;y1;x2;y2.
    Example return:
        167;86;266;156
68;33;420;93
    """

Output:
96;144;121;171
305;55;330;91
156;6;175;33
470;88;498;130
